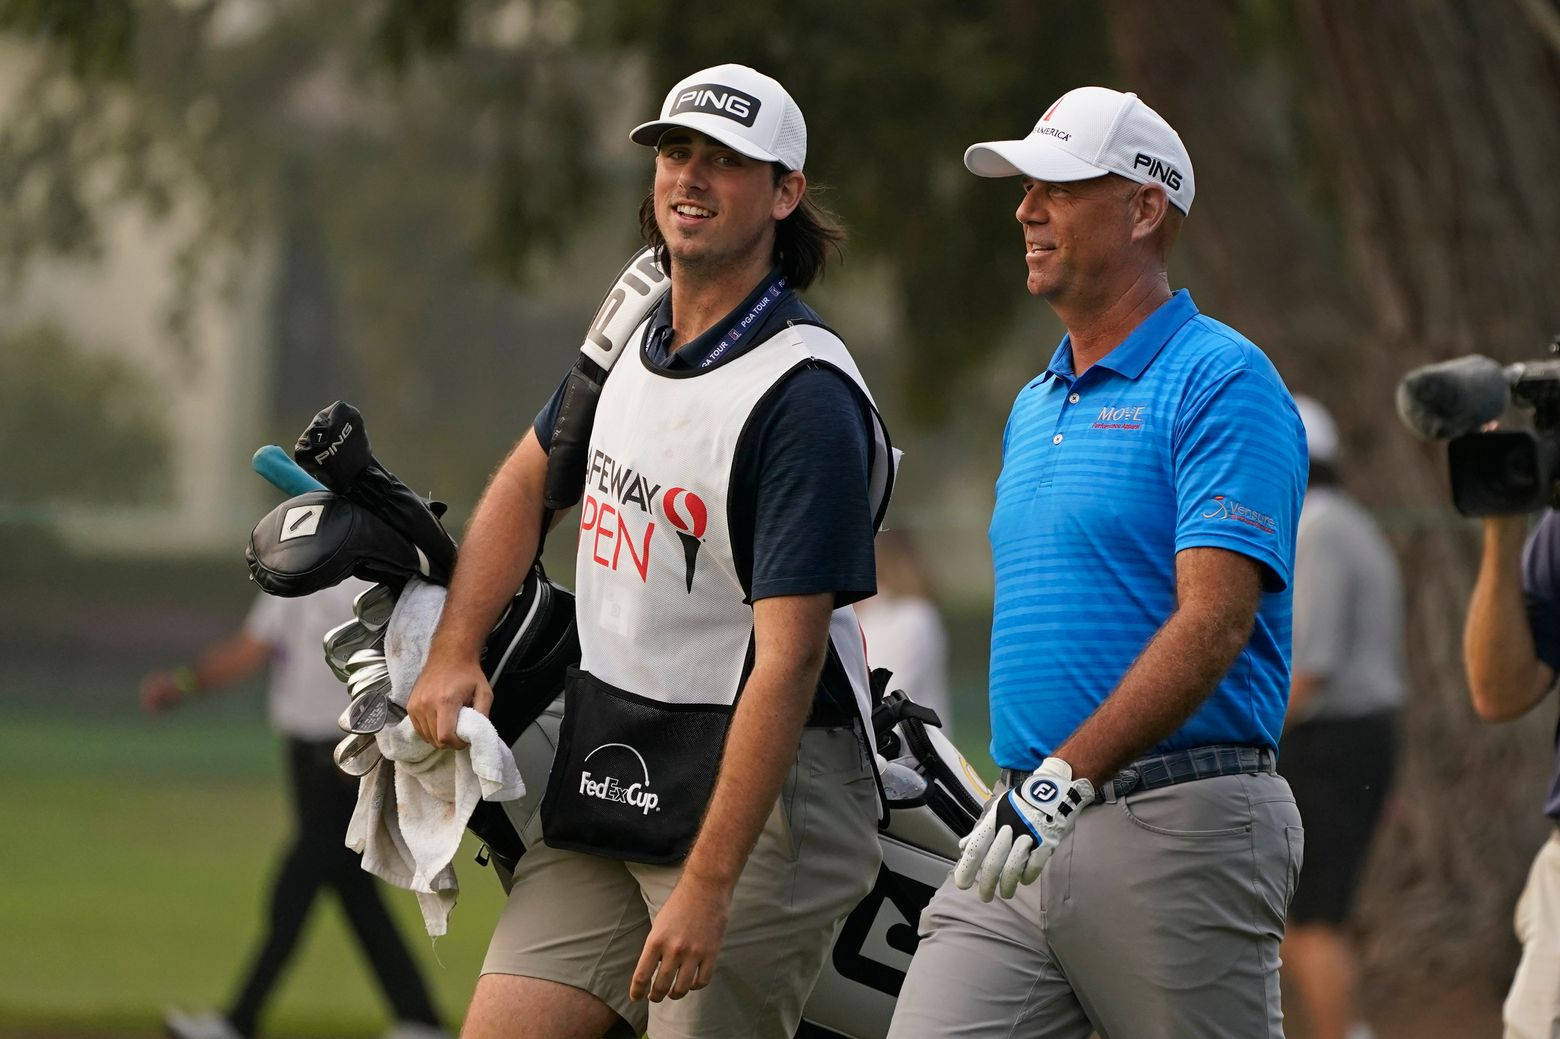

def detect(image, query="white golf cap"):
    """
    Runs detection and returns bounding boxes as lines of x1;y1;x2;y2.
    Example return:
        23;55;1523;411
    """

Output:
630;63;807;171
964;86;1195;214
1295;395;1340;464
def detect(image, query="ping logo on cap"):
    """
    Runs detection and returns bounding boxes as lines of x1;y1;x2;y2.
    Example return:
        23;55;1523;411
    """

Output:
1133;152;1183;190
671;83;761;127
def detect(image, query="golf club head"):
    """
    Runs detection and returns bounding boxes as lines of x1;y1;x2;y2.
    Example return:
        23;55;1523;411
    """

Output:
333;732;382;776
345;647;386;673
323;620;382;682
352;583;396;630
347;667;390;700
294;401;374;491
346;690;392;734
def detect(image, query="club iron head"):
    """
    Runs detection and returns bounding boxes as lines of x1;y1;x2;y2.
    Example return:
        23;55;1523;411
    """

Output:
346;690;391;734
344;648;387;673
332;732;382;776
323;620;383;682
347;665;390;699
352;584;396;631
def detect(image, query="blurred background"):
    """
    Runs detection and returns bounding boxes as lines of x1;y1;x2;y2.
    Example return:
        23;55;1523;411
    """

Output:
2;1;1558;1036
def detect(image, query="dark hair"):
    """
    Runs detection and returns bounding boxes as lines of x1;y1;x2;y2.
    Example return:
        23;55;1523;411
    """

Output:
636;164;846;291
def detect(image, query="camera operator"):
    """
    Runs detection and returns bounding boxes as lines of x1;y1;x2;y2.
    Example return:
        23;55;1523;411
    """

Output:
1464;503;1560;1038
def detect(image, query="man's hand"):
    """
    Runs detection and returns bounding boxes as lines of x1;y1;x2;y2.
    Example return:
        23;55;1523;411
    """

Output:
138;671;188;713
406;657;494;749
954;757;1094;902
630;871;733;1003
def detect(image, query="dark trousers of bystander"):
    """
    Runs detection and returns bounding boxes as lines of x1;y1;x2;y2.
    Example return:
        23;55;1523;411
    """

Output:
225;738;442;1037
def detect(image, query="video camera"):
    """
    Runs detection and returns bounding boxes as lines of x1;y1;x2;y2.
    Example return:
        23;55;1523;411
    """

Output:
1396;336;1560;516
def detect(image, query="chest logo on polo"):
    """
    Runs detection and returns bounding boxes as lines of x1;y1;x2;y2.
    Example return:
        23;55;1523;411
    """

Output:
1091;404;1148;431
1201;495;1277;534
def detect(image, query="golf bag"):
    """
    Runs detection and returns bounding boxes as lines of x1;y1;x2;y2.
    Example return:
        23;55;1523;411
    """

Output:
245;241;983;1034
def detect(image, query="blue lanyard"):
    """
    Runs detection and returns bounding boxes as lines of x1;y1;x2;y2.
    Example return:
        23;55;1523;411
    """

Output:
698;275;789;369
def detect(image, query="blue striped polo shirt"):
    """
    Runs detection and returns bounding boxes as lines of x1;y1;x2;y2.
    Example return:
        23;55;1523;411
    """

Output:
988;289;1306;770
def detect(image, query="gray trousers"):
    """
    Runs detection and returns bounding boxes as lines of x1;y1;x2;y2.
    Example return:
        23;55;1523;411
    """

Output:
887;771;1303;1039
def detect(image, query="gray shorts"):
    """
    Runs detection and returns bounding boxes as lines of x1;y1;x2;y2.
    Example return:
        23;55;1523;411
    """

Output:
888;770;1303;1039
481;724;880;1038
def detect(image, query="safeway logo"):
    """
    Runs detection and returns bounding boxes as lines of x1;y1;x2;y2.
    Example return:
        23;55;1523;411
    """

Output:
1201;495;1277;534
663;487;708;592
579;743;660;815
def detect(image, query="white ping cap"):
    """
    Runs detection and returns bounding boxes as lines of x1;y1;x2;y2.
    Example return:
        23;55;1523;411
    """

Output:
964;86;1195;214
631;64;807;171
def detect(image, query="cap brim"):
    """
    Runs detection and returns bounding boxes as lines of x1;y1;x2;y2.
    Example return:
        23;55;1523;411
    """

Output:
630;116;783;165
964;139;1108;181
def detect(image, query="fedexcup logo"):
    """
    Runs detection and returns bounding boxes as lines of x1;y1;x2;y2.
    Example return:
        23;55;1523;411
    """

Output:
579;742;660;815
670;83;761;127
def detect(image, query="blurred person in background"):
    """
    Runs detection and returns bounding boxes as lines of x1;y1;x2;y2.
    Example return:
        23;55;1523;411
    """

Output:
856;528;953;732
140;582;447;1039
1464;470;1560;1039
1280;396;1404;1039
890;85;1306;1039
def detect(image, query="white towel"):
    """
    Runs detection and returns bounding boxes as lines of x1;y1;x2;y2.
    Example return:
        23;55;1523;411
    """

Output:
345;578;525;936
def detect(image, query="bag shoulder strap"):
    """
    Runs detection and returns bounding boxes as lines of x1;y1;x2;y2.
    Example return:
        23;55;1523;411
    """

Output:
537;249;670;555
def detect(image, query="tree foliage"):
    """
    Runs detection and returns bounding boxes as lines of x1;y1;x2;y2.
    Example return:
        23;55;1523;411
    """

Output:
0;323;169;505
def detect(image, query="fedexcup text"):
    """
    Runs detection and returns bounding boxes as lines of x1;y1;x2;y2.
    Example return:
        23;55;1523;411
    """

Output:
579;771;660;815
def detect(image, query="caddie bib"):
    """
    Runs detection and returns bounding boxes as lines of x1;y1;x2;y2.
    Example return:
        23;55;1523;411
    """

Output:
539;316;895;864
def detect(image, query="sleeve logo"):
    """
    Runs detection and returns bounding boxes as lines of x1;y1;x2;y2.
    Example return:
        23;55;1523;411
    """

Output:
1201;495;1277;534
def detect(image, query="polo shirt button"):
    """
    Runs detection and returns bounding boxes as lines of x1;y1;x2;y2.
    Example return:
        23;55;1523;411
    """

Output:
1068;392;1080;404
1052;433;1063;444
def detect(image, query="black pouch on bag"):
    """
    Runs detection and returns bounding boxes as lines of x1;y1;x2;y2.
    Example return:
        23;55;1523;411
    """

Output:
540;667;733;865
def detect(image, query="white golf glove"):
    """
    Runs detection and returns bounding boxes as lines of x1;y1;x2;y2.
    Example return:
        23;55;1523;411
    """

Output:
953;757;1094;902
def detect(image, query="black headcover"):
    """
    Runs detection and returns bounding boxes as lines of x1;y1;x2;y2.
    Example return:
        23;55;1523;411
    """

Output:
293;401;458;581
246;491;437;596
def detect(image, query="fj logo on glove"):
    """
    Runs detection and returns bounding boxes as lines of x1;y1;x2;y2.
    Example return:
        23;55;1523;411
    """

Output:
1022;776;1060;806
579;743;660;815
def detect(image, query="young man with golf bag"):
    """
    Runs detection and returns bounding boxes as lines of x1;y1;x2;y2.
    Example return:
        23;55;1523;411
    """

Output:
408;64;895;1039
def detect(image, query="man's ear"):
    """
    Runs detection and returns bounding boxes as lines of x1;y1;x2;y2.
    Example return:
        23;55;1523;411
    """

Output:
1129;183;1170;245
773;169;806;221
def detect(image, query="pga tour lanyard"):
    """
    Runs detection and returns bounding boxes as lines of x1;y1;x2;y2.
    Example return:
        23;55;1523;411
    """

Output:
697;275;789;369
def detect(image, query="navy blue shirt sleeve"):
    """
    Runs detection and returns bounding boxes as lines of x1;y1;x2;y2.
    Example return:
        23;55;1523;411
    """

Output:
731;364;877;607
1522;510;1560;672
532;370;571;452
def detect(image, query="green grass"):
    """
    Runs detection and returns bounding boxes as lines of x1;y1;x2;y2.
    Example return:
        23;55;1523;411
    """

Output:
0;712;507;1038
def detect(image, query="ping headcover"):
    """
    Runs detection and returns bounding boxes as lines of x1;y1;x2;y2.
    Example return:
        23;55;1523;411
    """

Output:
292;401;458;580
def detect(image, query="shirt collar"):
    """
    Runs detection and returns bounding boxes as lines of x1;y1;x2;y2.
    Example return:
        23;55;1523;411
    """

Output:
1039;289;1199;385
645;266;789;370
